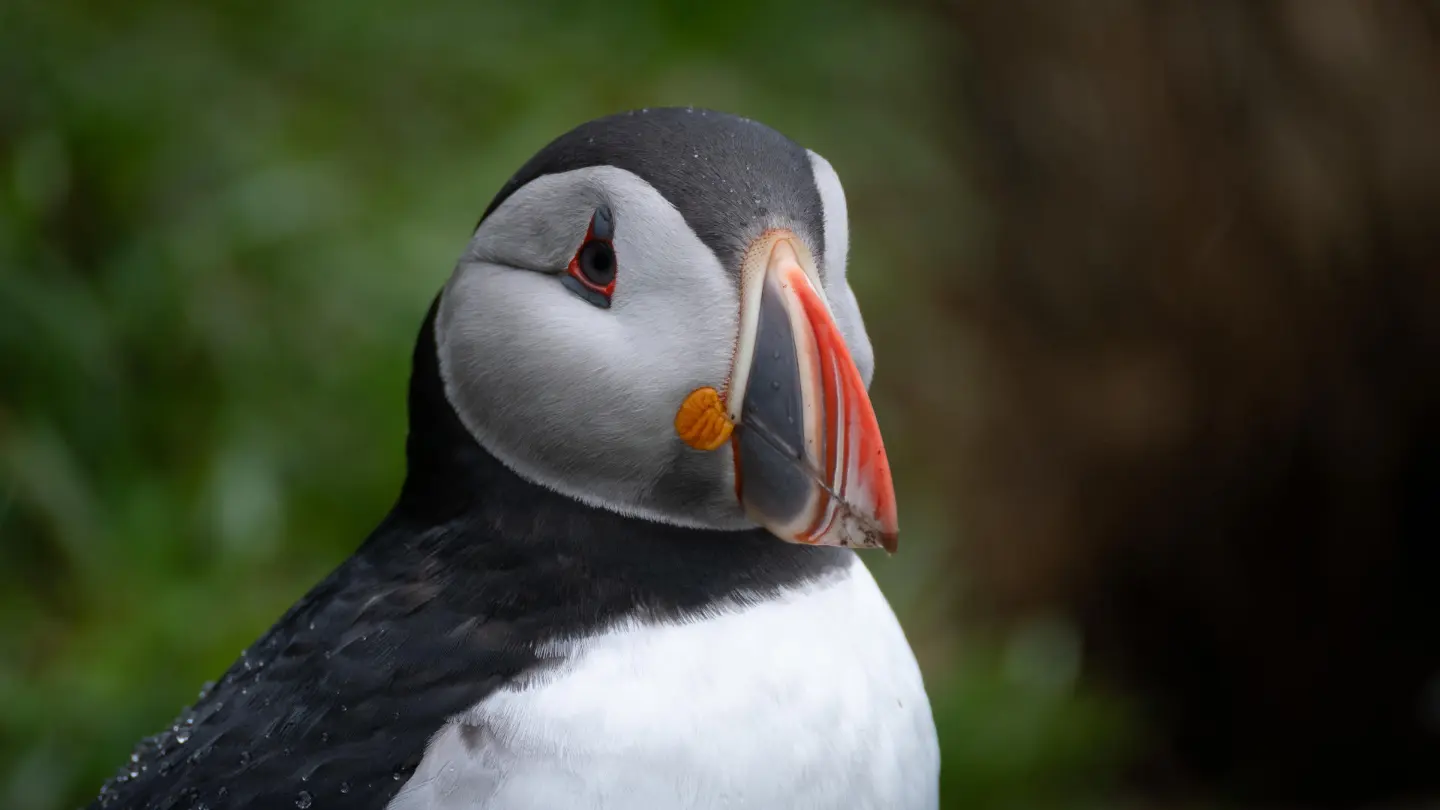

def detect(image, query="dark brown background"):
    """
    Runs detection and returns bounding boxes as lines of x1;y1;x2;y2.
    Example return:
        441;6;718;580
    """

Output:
941;1;1440;805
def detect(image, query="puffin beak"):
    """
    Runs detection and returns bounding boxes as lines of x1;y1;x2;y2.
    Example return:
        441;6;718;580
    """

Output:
718;230;899;552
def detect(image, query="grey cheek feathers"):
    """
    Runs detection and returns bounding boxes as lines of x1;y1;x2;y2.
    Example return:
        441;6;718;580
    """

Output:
466;177;593;271
436;166;753;531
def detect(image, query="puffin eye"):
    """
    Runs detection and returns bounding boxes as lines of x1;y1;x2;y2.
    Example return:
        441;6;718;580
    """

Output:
562;206;617;309
577;240;616;288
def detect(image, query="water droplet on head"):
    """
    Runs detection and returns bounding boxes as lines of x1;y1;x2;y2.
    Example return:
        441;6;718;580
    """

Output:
238;751;251;767
320;731;330;743
295;790;313;809
339;781;351;794
174;727;191;744
770;380;781;390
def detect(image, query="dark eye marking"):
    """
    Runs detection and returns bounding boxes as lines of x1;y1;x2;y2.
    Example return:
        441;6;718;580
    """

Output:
591;205;614;241
562;206;616;309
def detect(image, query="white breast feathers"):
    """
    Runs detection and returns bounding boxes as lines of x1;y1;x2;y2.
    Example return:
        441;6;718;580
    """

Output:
388;555;939;810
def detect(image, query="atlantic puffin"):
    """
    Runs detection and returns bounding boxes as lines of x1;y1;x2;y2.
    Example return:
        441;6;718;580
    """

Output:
91;108;939;810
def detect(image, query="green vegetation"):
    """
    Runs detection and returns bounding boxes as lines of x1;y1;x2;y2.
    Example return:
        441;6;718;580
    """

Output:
1;2;1129;807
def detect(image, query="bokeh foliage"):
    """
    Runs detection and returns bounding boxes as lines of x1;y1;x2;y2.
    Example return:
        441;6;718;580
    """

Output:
1;1;1128;808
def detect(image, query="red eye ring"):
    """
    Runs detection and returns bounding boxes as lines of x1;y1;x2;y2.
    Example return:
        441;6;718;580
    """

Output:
563;207;616;307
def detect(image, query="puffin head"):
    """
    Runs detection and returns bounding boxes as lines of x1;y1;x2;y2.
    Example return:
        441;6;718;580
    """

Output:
435;108;898;551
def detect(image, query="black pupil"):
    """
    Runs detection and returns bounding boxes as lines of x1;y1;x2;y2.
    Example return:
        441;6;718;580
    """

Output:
579;240;615;287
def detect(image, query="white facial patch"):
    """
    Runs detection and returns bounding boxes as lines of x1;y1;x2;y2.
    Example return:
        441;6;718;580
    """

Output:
437;167;751;529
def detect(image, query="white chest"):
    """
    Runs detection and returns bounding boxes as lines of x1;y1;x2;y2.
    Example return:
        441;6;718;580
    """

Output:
387;557;939;810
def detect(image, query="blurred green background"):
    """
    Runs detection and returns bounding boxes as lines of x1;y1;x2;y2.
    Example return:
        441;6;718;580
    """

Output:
0;2;1127;807
7;1;1440;809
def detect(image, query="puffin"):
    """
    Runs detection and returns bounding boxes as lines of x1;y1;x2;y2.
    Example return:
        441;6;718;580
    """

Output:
91;108;940;810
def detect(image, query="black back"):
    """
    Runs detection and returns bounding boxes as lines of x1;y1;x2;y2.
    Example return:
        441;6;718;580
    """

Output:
91;289;850;809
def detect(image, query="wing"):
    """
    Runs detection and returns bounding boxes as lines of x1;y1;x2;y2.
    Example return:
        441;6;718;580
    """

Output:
89;517;540;810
